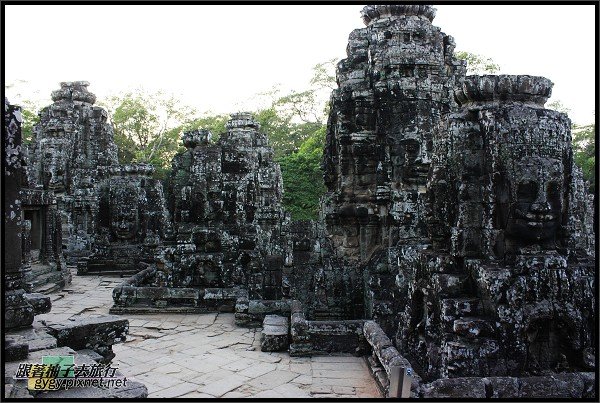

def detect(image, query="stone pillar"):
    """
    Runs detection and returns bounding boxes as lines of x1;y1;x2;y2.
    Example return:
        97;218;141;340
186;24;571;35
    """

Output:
4;98;35;329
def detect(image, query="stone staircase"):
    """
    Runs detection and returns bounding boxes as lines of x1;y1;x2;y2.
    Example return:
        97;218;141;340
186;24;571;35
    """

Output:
25;263;71;294
436;275;501;378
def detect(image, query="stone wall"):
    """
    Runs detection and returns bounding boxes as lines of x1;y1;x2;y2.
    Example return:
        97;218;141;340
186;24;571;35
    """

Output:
154;113;288;299
395;75;596;381
27;82;118;262
79;164;170;275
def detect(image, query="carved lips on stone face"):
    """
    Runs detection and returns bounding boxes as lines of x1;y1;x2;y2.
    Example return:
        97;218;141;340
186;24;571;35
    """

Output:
505;157;564;243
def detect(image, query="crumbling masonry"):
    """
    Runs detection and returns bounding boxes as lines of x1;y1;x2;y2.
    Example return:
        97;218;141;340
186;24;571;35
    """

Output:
4;4;596;400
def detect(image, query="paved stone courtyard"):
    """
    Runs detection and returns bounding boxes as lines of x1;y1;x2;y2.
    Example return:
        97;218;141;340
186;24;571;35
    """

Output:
35;269;381;398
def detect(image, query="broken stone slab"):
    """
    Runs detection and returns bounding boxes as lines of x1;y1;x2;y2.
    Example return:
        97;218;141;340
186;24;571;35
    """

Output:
4;289;35;330
6;327;57;352
260;315;289;352
5;346;147;399
4;338;29;362
236;299;293;327
44;315;128;363
24;293;52;315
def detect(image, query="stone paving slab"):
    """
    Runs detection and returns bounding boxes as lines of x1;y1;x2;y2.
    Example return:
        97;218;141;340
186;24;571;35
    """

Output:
28;269;381;398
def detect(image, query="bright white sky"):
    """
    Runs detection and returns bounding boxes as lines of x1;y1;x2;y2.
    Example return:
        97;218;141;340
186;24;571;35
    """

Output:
4;4;596;124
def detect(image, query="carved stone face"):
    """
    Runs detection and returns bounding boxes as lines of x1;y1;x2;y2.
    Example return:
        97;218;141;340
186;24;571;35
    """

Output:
41;140;68;192
505;156;563;243
395;138;428;182
110;184;139;240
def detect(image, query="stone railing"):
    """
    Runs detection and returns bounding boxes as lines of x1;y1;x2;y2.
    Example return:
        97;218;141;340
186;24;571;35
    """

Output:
290;300;368;356
363;320;420;398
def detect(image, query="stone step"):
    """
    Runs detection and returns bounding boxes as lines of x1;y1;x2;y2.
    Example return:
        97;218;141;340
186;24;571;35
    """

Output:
443;336;500;378
260;314;289;352
27;271;66;293
33;282;62;294
25;264;57;279
453;317;496;339
440;298;482;330
433;273;470;297
81;264;138;277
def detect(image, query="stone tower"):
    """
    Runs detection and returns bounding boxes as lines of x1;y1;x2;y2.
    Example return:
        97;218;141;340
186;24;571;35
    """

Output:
27;81;118;261
159;113;287;298
78;163;171;275
397;75;596;380
322;4;466;262
318;4;466;328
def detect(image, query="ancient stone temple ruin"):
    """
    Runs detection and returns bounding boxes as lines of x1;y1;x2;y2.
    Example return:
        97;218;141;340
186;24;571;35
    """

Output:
321;3;467;332
27;81;119;263
78;163;170;276
4;98;147;399
4;4;596;400
112;113;289;312
396;75;596;385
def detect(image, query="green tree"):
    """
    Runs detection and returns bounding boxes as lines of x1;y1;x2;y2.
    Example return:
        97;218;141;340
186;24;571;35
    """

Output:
4;81;42;144
572;123;595;193
278;127;327;220
180;113;230;142
19;102;40;145
454;51;501;75
547;100;571;114
100;90;197;179
253;59;337;158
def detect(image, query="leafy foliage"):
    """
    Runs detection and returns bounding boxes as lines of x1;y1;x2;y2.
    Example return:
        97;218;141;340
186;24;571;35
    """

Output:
100;89;197;179
277;127;327;220
454;51;501;74
572;123;595;193
547;100;571;114
20;103;40;145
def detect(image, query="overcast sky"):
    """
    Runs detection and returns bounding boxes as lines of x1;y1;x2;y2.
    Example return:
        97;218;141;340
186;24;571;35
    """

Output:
4;4;596;124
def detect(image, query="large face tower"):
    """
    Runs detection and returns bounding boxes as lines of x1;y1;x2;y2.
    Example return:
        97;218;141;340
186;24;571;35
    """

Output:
322;4;466;262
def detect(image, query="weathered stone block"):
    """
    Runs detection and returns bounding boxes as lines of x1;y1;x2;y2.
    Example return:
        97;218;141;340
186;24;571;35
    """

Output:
260;315;289;352
45;315;128;363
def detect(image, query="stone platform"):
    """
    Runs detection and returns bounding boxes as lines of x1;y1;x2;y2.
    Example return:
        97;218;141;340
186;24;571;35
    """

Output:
25;269;381;398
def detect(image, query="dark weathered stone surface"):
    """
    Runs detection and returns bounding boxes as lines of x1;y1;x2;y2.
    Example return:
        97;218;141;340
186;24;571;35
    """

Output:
80;163;170;275
363;320;421;397
161;114;287;298
4;99;36;330
235;298;292;327
4;339;29;362
260;314;289;352
396;75;596;382
8;326;58;352
420;377;487;398
45;315;129;363
112;113;289;312
315;3;467;330
23;293;52;315
27;82;118;262
10;5;596;400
